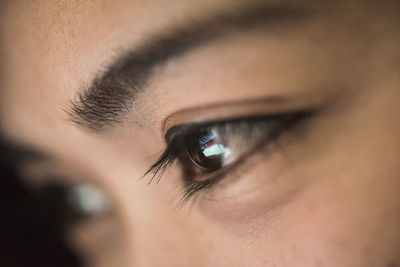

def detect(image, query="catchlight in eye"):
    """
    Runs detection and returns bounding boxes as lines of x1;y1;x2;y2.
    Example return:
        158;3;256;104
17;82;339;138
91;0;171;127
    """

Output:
185;128;234;172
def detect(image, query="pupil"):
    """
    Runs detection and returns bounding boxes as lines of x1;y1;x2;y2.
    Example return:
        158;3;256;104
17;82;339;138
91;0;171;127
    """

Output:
186;128;231;171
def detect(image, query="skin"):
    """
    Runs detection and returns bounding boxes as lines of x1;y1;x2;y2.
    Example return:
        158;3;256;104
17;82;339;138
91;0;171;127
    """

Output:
1;0;400;266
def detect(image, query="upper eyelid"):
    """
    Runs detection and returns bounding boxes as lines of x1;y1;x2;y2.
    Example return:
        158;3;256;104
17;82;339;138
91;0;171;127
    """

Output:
164;111;308;144
162;98;291;134
165;115;271;141
161;94;329;135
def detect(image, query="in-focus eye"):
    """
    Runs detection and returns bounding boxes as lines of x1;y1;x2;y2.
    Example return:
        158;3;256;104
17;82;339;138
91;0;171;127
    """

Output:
175;111;313;186
185;128;234;172
145;110;313;202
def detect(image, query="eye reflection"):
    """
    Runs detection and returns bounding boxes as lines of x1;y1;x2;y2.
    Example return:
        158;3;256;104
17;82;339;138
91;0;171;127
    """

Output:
185;128;234;172
145;111;312;201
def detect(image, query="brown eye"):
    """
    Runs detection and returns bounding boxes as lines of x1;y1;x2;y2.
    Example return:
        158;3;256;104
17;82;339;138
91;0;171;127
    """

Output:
185;128;234;172
176;113;308;180
144;111;312;200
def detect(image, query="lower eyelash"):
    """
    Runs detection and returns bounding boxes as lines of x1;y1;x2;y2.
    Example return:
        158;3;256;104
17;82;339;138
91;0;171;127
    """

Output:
179;178;218;206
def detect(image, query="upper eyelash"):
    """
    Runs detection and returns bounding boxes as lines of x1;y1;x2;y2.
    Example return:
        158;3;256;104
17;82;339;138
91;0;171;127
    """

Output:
144;110;313;204
143;137;178;184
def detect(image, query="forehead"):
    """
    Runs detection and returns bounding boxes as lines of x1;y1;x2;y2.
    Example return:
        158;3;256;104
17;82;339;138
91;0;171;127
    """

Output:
0;1;223;140
0;1;280;107
0;1;288;138
0;0;396;153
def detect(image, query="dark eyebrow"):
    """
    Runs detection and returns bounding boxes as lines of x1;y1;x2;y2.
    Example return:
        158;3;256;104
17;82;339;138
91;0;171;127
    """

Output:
68;2;313;131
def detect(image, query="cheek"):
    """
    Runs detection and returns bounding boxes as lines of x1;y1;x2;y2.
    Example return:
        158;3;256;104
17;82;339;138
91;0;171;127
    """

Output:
268;136;400;265
190;105;400;266
275;171;400;266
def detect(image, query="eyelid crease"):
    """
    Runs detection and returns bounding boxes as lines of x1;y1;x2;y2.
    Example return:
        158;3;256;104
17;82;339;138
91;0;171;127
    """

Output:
161;94;328;135
164;112;302;146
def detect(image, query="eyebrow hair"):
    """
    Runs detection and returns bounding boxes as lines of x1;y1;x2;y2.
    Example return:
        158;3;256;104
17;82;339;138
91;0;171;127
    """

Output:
68;2;313;131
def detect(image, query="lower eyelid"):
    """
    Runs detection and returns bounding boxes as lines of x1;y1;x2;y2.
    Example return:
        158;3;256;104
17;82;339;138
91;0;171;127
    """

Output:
188;148;274;202
178;136;273;198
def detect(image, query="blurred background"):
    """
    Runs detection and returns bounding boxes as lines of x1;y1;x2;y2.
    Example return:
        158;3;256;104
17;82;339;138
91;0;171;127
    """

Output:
0;136;91;267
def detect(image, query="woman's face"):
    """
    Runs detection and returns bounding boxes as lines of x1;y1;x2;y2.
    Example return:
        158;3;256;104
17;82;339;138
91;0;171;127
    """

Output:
1;0;400;266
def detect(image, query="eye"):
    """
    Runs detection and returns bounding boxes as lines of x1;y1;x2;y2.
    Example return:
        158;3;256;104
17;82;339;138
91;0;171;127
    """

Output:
176;115;294;184
184;128;234;173
145;110;313;203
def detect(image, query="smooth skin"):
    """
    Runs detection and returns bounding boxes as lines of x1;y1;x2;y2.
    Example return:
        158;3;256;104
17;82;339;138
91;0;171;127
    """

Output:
1;1;400;266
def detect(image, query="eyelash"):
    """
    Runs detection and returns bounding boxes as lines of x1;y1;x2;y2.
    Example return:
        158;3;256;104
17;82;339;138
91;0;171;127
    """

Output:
144;110;312;205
